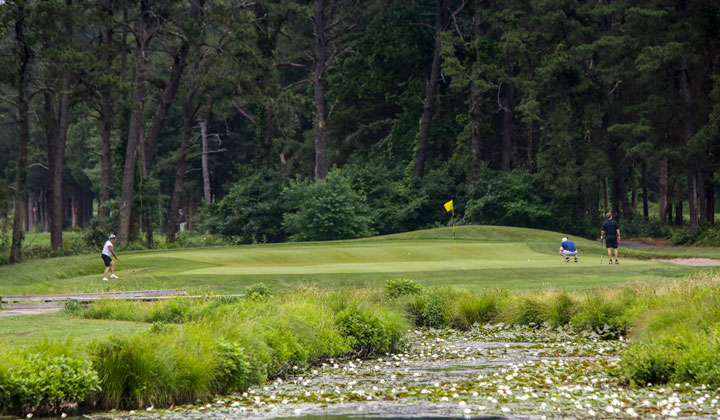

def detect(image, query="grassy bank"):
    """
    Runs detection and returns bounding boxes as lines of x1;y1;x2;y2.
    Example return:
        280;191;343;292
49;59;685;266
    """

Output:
0;288;408;416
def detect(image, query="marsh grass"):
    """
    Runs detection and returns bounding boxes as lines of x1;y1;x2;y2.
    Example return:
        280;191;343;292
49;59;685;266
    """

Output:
4;274;720;416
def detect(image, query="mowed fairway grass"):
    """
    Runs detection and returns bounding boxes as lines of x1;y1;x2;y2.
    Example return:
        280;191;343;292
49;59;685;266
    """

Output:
1;225;715;297
1;225;717;348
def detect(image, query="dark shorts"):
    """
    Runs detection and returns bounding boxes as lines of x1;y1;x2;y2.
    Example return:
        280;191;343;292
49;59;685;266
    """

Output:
102;254;113;267
605;237;618;249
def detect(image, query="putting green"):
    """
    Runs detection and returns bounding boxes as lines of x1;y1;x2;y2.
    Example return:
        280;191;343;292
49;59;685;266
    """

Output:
0;226;712;296
152;241;645;275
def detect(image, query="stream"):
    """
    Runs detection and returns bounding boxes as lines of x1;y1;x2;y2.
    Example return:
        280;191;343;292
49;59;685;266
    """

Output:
96;325;720;420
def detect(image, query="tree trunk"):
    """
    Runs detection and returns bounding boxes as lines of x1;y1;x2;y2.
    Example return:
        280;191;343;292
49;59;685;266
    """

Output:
631;187;638;213
706;176;715;225
167;102;195;243
27;195;35;232
280;153;289;177
606;121;631;220
501;83;514;172
414;0;450;178
99;87;113;219
526;123;534;172
659;158;668;222
697;163;707;222
312;0;329;179
141;42;189;176
675;201;683;226
71;183;79;228
201;119;212;205
9;9;31;264
469;80;483;180
679;54;697;231
43;6;73;252
641;162;649;218
603;177;609;215
118;1;151;244
98;0;114;220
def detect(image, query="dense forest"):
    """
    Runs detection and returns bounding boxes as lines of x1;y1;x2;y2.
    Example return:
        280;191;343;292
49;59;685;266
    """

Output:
1;0;719;263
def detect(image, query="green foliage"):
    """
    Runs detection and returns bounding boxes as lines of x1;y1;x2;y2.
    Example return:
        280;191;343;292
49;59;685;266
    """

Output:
215;341;252;392
464;169;553;229
570;293;633;339
282;170;374;241
451;292;500;330
404;291;452;329
335;304;405;356
197;169;287;243
2;352;100;416
385;278;422;298
621;217;670;239
621;342;677;386
542;293;576;328
63;299;83;315
344;163;468;235
246;282;271;300
91;332;215;409
498;296;546;327
671;223;720;246
147;298;194;324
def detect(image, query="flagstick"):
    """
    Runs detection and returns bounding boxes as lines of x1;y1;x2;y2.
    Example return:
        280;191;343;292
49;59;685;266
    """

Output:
452;208;456;258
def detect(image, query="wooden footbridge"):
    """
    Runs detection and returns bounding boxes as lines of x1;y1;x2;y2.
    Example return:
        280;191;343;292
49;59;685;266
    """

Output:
0;289;245;316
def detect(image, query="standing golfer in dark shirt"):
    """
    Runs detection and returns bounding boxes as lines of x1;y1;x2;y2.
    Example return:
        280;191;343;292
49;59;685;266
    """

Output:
601;212;621;264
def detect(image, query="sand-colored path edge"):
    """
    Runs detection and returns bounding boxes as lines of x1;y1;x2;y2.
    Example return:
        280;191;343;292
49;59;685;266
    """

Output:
651;258;720;266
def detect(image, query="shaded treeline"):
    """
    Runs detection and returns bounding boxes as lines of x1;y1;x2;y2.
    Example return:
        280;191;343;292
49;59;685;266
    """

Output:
0;0;719;261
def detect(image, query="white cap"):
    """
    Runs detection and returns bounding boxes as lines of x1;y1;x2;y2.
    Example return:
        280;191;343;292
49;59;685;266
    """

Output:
109;234;116;239
561;237;568;242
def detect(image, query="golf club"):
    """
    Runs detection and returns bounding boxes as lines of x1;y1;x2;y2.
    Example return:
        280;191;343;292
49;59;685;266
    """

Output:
117;258;136;273
600;237;604;264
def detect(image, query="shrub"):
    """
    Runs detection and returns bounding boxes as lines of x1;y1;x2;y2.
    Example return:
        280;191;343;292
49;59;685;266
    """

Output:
2;353;100;416
452;292;499;330
282;170;374;241
621;342;677;386
246;283;271;300
81;299;146;322
503;297;545;327
542;293;575;327
195;169;287;243
464;169;553;229
404;292;452;328
621;217;670;239
385;278;422;298
343;162;468;235
91;329;219;409
335;305;394;356
148;298;193;323
216;341;252;392
571;293;633;338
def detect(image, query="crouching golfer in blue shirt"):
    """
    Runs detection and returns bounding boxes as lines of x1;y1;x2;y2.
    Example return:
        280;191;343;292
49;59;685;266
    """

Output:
559;237;578;263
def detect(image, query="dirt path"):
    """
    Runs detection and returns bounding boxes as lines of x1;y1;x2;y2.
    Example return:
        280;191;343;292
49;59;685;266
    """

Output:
0;308;62;317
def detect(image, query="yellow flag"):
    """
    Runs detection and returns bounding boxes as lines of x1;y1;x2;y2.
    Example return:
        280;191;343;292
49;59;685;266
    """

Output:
444;199;454;212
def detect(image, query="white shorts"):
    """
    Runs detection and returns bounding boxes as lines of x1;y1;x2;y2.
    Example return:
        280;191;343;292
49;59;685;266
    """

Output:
561;250;578;256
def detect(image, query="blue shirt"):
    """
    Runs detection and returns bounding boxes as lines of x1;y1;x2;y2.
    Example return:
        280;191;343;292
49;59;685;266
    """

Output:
561;240;576;252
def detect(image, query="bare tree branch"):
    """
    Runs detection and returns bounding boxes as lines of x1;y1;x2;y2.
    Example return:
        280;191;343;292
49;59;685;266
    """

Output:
230;98;259;128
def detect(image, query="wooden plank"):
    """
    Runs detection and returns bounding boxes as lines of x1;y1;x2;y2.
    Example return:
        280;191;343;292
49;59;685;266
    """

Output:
1;293;244;310
1;289;187;303
3;301;67;309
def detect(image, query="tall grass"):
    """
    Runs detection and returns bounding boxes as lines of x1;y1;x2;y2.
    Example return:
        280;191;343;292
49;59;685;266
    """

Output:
82;288;408;411
4;274;719;416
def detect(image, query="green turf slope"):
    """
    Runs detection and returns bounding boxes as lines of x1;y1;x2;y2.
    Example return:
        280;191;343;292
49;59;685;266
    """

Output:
0;225;710;296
